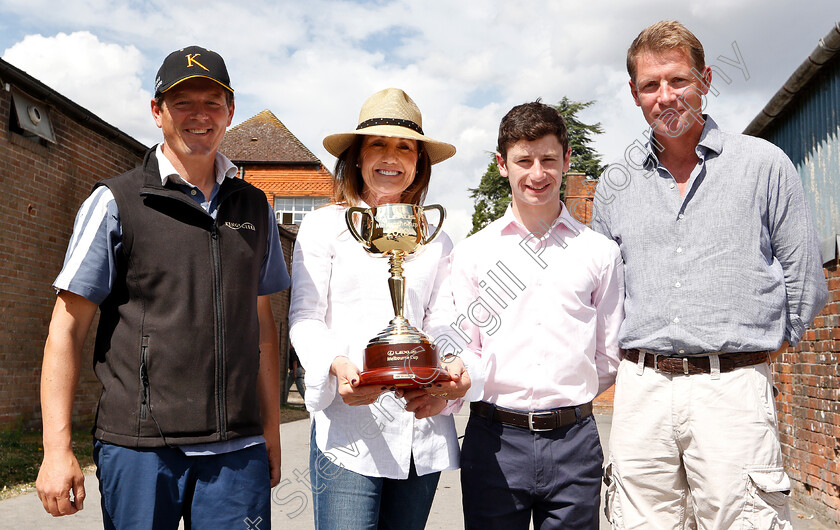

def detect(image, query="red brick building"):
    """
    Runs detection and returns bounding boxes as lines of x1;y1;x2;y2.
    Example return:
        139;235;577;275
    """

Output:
0;58;146;428
564;171;597;226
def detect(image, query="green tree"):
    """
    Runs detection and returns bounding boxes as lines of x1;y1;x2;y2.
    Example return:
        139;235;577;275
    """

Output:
559;97;606;178
468;158;509;235
468;97;605;234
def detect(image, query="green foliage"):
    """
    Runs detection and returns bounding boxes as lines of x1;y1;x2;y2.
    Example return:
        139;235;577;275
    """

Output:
468;97;605;234
469;158;510;234
558;97;606;178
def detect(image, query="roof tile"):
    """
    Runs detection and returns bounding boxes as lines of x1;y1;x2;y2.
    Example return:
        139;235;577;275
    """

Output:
220;110;322;163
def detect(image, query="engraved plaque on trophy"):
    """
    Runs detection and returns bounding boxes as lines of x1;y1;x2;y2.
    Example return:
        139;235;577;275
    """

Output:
345;203;452;389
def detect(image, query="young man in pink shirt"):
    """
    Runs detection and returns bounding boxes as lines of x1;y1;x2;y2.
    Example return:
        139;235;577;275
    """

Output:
451;101;624;529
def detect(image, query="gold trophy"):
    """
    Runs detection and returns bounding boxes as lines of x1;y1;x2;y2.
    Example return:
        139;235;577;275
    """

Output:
345;203;452;388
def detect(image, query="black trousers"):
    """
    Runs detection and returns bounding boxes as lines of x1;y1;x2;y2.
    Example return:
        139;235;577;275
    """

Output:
460;408;602;530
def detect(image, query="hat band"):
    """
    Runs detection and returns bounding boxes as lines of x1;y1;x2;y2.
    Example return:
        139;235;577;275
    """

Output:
356;117;424;135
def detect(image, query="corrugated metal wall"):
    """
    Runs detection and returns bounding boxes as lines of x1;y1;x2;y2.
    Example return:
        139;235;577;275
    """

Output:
761;56;840;261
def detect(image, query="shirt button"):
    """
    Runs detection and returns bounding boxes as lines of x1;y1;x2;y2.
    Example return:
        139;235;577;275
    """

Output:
669;182;676;189
676;247;683;253
678;214;685;220
190;189;197;196
673;317;680;323
675;282;681;288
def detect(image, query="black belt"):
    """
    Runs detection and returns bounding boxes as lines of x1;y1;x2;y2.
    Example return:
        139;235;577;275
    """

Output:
470;401;593;432
622;349;770;375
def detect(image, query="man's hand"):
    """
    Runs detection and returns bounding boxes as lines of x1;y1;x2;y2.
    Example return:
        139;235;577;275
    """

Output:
36;448;85;517
427;356;471;401
401;390;448;419
330;356;386;406
264;428;282;488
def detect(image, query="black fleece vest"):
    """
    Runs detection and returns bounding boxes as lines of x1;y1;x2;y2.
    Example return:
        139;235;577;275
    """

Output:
91;149;269;447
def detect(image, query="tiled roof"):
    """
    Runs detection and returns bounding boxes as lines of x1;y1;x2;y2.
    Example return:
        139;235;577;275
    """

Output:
221;110;322;163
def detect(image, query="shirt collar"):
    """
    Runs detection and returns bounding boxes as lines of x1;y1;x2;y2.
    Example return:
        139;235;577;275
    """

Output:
154;143;238;188
497;202;584;238
498;204;519;233
641;114;723;167
695;115;723;157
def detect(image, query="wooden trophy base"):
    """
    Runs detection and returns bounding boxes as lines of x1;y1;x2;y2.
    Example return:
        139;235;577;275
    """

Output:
358;342;451;389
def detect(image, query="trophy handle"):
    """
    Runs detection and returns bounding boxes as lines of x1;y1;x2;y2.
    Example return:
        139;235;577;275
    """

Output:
421;204;446;244
345;206;370;245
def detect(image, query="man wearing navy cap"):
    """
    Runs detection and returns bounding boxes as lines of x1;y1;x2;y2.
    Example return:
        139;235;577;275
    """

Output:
36;46;289;528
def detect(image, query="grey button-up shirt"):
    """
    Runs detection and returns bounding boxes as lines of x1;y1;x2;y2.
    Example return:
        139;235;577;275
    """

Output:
592;116;828;355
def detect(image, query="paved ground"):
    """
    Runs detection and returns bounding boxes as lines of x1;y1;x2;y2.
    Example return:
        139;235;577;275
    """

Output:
1;405;834;529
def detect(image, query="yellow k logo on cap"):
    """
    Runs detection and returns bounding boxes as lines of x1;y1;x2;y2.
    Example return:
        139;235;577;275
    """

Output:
185;53;209;72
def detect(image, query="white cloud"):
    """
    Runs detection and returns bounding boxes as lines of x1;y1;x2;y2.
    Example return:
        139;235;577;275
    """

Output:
0;0;837;241
2;31;157;144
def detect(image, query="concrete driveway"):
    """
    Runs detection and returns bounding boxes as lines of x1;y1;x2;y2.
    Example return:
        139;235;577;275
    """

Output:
0;411;831;529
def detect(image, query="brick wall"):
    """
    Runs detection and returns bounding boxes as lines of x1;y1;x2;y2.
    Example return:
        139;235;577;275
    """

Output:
773;261;840;525
0;85;143;429
565;172;596;224
593;384;615;415
273;225;296;403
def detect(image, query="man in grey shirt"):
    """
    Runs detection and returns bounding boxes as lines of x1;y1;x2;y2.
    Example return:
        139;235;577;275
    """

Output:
593;21;828;530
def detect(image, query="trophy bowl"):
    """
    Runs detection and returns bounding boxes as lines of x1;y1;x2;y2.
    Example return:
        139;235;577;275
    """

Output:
345;203;452;389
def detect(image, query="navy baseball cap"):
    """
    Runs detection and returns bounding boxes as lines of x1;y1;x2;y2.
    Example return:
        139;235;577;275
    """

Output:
154;46;233;96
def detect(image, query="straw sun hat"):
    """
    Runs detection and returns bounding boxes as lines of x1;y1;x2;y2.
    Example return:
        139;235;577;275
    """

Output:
323;88;456;165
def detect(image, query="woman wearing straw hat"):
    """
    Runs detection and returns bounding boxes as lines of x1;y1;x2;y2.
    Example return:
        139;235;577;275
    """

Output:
289;88;482;529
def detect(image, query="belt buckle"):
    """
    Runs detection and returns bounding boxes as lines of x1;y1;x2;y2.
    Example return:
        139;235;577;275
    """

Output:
528;411;554;432
652;353;690;374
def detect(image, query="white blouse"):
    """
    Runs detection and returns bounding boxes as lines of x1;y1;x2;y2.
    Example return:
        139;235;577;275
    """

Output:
289;204;483;479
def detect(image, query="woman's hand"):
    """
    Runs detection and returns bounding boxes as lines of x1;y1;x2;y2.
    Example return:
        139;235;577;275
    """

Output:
330;356;385;406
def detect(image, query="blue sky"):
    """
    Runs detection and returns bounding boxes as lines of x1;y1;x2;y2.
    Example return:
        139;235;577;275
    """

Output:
1;0;837;241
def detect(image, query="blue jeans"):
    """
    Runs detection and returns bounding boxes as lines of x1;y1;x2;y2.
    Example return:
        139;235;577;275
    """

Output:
460;407;603;529
309;426;440;529
285;366;306;400
94;440;271;530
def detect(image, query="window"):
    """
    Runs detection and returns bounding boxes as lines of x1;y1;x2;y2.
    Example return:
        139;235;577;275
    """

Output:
274;196;330;225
